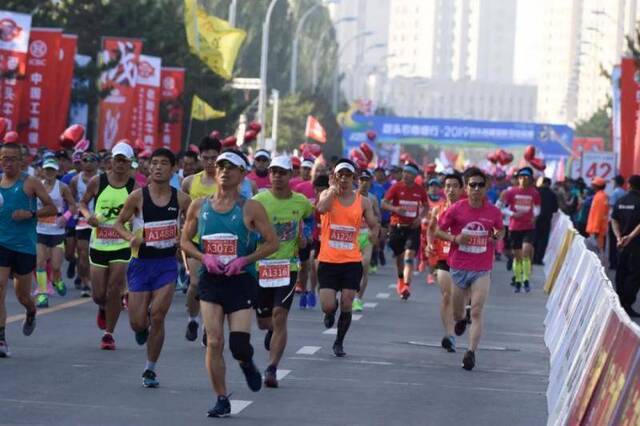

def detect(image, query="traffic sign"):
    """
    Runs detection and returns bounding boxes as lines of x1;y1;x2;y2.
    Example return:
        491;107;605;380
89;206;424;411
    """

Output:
230;78;261;90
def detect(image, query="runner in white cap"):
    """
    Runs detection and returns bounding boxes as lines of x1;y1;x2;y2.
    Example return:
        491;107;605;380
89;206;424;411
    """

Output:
247;149;271;192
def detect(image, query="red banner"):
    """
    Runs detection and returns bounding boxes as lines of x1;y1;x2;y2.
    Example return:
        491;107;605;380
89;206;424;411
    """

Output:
129;54;161;150
52;34;77;146
17;28;62;151
619;58;638;178
0;11;31;134
96;37;143;150
158;67;184;152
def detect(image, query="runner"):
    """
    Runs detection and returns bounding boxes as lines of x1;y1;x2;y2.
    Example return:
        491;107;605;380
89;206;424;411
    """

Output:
79;141;138;350
436;167;504;370
114;148;191;388
34;158;77;308
382;163;429;300
0;143;57;357
253;156;313;387
180;149;278;417
181;136;220;343
246;149;271;191
353;170;381;312
421;178;446;284
426;172;464;352
316;159;378;357
70;152;100;297
498;167;540;293
370;166;390;269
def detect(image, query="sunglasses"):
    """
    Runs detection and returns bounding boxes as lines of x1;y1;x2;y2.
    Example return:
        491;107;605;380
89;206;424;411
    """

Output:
254;157;270;163
216;160;240;170
83;157;98;163
269;168;289;176
468;182;486;189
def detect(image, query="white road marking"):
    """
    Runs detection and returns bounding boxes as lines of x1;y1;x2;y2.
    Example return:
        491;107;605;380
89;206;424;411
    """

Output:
363;302;378;308
376;293;390;299
230;400;253;415
6;298;91;324
387;284;395;289
322;328;337;335
352;314;362;321
296;346;321;355
276;369;291;380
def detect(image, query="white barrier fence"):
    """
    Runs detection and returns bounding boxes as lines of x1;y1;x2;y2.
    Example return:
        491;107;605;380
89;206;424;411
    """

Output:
542;213;640;426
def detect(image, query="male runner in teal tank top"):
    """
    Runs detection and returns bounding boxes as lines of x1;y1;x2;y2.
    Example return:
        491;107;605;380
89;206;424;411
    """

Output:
181;149;279;418
0;143;57;358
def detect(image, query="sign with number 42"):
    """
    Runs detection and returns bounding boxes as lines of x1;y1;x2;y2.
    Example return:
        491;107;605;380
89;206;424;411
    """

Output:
581;151;616;181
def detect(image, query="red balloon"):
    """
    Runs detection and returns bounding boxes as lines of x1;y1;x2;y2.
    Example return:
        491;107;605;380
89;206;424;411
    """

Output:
4;130;18;143
248;122;262;133
307;143;323;157
425;163;436;174
529;157;546;171
524;145;536;161
74;138;90;152
60;124;85;144
291;157;301;168
209;130;221;139
222;136;237;147
244;130;258;142
497;150;513;166
366;130;377;142
0;117;8;140
359;143;374;162
349;148;367;164
188;144;200;154
487;152;498;164
133;138;145;153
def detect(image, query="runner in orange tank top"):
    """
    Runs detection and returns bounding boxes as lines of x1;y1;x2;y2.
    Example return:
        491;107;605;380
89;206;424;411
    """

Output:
316;159;378;357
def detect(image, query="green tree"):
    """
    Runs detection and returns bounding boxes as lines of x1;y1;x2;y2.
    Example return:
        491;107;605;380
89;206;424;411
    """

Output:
574;106;612;150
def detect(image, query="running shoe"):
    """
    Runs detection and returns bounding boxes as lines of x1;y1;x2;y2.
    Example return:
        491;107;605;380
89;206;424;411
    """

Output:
22;312;36;336
427;274;435;285
264;329;273;351
239;360;262;392
465;305;472;325
307;292;317;308
52;280;67;297
100;333;116;350
66;260;76;279
207;395;231;418
352;298;364;312
510;276;516;287
142;369;159;388
524;280;531;293
135;328;149;345
369;265;378;274
333;341;346;357
96;308;106;330
454;319;468;336
294;282;304;294
462;350;476;371
264;365;278;388
185;320;198;342
299;292;308;309
35;293;49;308
74;277;82;289
514;282;522;293
81;286;91;298
0;340;9;358
323;311;336;329
395;278;404;295
441;336;456;353
400;284;411;301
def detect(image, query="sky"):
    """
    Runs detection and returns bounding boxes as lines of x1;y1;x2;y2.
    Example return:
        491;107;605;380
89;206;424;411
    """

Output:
513;0;542;85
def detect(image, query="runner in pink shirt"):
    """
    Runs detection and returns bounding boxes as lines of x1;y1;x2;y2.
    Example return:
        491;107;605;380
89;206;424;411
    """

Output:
436;167;504;371
246;150;271;191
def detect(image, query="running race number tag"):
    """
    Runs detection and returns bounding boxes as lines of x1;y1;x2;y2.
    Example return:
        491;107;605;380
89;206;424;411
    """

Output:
258;259;290;288
399;200;419;218
144;220;178;249
76;216;90;230
458;227;488;254
328;224;356;250
202;233;238;265
513;194;533;213
96;224;125;245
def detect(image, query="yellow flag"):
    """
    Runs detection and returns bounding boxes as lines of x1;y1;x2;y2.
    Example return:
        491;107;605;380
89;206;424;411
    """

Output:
184;0;247;80
191;95;225;120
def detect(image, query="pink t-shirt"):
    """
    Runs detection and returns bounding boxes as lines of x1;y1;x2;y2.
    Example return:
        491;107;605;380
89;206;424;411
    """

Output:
289;177;303;188
247;170;271;191
502;186;541;231
135;172;148;188
438;199;503;272
293;180;315;203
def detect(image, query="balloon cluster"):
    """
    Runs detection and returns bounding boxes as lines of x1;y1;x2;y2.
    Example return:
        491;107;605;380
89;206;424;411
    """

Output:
214;121;262;149
486;149;514;166
350;142;375;169
60;124;90;152
523;145;546;171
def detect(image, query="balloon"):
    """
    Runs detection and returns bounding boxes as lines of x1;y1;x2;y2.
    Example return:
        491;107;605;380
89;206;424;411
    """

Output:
60;124;85;149
0;117;8;140
188;144;200;154
529;157;546;171
366;130;377;142
425;163;436;174
349;148;367;168
248;122;262;133
222;136;237;147
497;150;513;166
133;138;145;153
524;145;536;161
291;157;301;168
359;143;374;162
3;130;18;143
138;148;153;159
209;130;221;139
307;143;322;157
244;130;257;142
74;138;90;152
487;152;499;164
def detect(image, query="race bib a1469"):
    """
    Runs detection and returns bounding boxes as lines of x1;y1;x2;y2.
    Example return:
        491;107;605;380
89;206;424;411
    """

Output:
202;233;238;264
328;224;356;250
258;259;290;288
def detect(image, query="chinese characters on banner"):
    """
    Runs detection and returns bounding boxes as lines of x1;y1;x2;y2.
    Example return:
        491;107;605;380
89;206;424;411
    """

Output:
52;34;77;146
619;58;638;178
17;28;61;151
96;37;143;150
159;67;184;152
0;10;32;133
129;54;161;150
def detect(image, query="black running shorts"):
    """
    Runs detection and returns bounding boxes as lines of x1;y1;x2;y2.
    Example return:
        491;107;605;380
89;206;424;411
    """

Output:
256;272;298;318
388;225;421;256
509;229;534;250
0;244;36;276
198;271;257;314
318;262;363;292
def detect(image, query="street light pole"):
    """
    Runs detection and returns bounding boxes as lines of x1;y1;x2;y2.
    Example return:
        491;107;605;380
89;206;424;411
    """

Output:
311;16;356;93
350;42;385;99
229;0;238;26
332;31;373;114
257;0;280;149
290;2;323;94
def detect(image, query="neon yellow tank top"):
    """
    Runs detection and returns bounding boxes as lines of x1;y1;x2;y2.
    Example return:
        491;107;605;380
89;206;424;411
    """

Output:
90;174;135;251
189;171;217;199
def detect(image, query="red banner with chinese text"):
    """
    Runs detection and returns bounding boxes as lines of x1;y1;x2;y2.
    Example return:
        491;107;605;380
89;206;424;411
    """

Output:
129;54;161;150
51;34;77;146
0;11;31;134
619;58;638;178
96;37;142;150
17;28;62;151
158;67;184;152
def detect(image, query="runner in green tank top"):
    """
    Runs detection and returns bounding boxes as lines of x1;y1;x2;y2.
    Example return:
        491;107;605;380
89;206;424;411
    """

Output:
79;142;138;351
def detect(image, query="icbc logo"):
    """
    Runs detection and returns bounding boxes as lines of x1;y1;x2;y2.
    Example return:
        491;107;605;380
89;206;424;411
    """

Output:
29;40;47;58
0;19;22;42
162;76;175;90
138;60;155;79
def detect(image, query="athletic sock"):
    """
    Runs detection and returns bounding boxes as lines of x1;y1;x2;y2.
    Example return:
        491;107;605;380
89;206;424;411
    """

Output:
336;312;352;344
522;258;531;281
36;269;47;293
513;260;522;283
145;360;156;372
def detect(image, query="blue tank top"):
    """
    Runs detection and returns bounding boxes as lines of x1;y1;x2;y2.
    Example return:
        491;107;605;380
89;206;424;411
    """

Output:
239;178;253;199
0;174;37;254
198;196;256;276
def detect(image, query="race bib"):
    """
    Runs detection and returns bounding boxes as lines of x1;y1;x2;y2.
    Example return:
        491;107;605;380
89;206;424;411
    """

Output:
329;224;356;250
458;228;488;254
144;220;178;249
96;224;125;245
202;233;238;265
76;216;91;230
442;241;451;254
38;215;57;225
513;195;533;213
399;200;419;218
258;259;290;288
